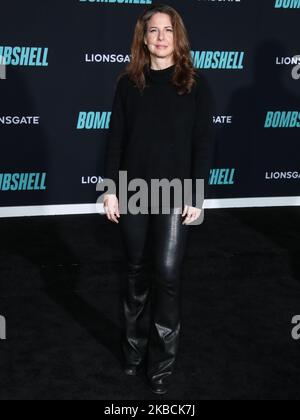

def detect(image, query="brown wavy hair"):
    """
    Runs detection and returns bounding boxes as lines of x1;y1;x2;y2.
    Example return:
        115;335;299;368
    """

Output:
118;3;197;96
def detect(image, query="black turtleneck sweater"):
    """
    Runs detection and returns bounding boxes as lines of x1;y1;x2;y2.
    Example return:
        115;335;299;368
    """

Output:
104;64;215;208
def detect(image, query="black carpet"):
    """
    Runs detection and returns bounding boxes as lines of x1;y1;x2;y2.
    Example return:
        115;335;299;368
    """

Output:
0;207;299;400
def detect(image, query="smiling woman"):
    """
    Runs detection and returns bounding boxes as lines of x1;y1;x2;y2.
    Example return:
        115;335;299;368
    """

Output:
103;3;215;397
144;14;175;70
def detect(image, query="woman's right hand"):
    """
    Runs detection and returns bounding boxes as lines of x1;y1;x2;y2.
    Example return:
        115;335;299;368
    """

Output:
103;194;120;223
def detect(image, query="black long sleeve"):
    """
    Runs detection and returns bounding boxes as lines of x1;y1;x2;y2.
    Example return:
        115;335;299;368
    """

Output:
103;65;215;209
103;76;127;195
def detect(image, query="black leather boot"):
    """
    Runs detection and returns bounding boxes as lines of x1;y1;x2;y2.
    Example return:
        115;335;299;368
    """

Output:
122;261;151;370
146;245;184;391
146;319;180;393
123;362;144;376
148;376;169;395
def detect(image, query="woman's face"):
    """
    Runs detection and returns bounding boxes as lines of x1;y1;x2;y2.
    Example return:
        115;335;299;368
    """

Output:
144;12;175;61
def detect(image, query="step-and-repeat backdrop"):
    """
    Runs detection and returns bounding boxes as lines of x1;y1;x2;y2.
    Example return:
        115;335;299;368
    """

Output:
0;0;299;213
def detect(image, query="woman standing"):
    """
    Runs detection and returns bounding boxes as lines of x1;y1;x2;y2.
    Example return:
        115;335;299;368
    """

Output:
103;4;214;395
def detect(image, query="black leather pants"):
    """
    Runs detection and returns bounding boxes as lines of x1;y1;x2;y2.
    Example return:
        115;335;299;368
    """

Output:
119;207;189;382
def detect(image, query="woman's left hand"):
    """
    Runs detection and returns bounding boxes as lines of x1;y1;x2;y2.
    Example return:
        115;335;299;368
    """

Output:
182;205;202;225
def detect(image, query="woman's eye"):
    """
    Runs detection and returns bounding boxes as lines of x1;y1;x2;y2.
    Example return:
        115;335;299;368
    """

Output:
150;29;173;33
